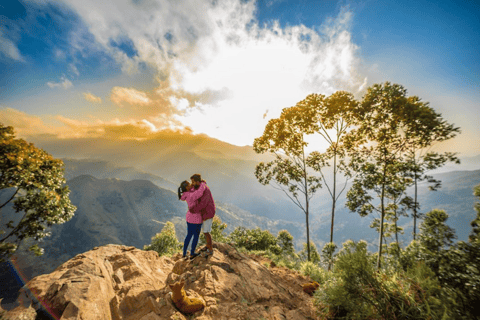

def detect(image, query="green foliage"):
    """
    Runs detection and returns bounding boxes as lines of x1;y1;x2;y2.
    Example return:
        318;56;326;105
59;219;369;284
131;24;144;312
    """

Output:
304;92;359;245
199;216;229;246
210;216;228;243
419;209;456;251
253;97;326;261
396;189;480;319
228;226;278;252
0;124;76;262
416;209;456;275
408;186;480;319
299;260;331;284
345;82;459;269
299;241;320;264
321;242;337;270
276;229;295;255
439;241;480;319
255;247;300;270
144;221;181;256
315;240;448;319
470;184;480;244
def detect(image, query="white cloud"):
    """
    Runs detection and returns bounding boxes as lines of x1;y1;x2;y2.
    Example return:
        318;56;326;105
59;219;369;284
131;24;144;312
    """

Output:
83;92;102;103
46;76;73;89
54;0;364;146
69;63;80;76
0;30;26;62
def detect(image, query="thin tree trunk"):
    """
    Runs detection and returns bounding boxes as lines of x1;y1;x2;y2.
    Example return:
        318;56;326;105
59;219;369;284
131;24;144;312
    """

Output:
395;208;399;246
378;189;385;269
329;152;337;271
303;145;311;262
377;160;387;270
330;152;337;244
306;206;310;262
413;167;418;241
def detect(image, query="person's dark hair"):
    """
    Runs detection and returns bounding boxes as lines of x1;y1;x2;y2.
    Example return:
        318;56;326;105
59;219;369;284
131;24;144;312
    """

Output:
190;174;202;183
177;180;190;200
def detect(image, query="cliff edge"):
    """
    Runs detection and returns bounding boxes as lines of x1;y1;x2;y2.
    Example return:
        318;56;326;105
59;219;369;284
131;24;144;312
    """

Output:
1;243;318;320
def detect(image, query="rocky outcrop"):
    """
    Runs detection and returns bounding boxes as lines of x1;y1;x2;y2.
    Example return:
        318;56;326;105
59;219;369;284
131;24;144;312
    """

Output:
2;175;304;305
3;243;319;320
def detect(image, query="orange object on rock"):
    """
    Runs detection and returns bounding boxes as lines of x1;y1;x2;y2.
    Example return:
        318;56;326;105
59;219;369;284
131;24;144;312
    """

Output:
169;280;206;314
302;281;320;295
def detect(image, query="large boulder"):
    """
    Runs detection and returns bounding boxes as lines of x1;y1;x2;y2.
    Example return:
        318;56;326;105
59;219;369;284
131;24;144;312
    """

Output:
5;243;318;320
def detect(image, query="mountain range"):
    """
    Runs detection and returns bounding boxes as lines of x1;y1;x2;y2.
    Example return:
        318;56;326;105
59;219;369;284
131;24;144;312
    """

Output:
30;133;300;222
2;131;479;308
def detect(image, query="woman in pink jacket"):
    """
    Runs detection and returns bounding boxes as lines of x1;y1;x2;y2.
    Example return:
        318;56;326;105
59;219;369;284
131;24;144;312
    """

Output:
178;180;207;259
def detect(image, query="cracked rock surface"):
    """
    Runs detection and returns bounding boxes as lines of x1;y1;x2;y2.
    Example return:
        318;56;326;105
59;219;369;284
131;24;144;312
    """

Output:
3;243;318;320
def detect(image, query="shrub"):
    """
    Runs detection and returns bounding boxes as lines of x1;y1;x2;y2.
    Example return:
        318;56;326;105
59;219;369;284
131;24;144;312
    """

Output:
299;241;321;264
300;261;330;284
228;226;277;252
144;221;181;256
321;242;337;270
314;240;449;319
277;230;295;255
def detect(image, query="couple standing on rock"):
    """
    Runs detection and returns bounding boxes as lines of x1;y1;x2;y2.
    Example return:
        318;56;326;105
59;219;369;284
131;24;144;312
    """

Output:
177;174;216;259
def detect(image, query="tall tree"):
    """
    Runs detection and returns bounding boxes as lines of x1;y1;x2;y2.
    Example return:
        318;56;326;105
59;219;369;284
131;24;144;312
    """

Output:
302;92;359;255
345;82;451;269
254;101;322;261
401;96;460;240
0;124;76;262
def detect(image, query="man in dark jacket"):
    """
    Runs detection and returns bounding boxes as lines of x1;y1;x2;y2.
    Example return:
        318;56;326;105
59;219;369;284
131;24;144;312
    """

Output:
190;174;216;256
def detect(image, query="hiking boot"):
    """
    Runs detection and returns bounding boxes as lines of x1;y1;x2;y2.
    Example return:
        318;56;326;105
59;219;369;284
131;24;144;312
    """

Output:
189;252;200;259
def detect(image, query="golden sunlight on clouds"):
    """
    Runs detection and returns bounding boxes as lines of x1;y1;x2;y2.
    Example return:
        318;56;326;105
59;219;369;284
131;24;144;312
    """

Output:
56;0;364;146
0;107;189;141
1;1;372;149
111;87;151;106
83;92;102;103
0;108;56;136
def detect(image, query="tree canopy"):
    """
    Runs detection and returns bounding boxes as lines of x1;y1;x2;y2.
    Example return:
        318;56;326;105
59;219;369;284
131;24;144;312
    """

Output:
0;124;76;262
253;98;323;261
345;82;459;269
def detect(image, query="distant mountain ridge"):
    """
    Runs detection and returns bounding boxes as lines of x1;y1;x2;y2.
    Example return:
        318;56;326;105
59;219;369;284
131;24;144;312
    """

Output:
44;135;300;222
62;158;177;191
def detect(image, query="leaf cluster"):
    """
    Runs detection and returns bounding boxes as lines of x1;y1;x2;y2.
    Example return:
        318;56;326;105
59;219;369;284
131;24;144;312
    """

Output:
143;221;181;256
228;226;280;253
0;124;76;262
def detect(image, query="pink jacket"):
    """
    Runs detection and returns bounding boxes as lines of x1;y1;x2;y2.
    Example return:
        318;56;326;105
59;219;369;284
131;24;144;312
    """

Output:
180;182;206;224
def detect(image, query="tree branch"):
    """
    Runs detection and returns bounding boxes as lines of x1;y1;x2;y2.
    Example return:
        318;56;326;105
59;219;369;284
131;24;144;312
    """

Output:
0;188;19;209
272;182;305;212
0;210;29;243
336;177;350;202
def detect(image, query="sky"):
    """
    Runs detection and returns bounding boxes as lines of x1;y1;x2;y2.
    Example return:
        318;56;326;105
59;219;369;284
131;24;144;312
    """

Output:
1;0;479;156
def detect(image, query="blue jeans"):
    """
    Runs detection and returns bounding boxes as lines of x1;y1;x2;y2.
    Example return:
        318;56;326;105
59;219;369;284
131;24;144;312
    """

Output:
183;222;202;256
